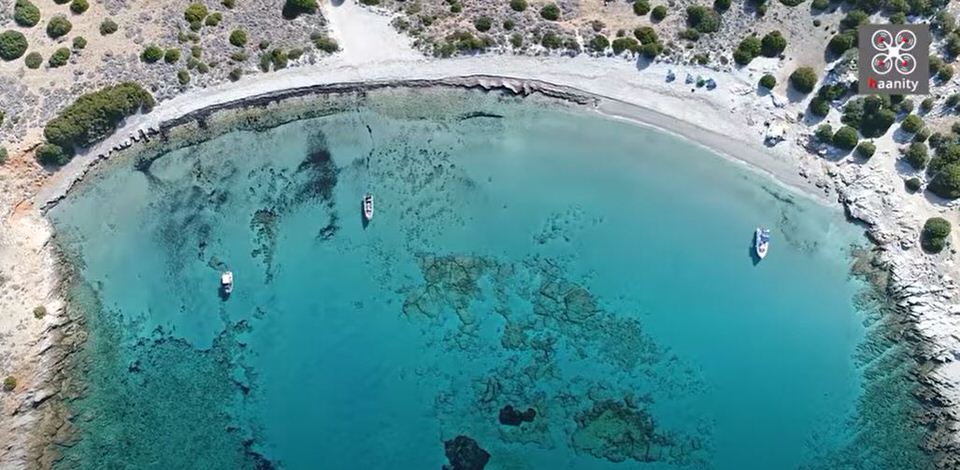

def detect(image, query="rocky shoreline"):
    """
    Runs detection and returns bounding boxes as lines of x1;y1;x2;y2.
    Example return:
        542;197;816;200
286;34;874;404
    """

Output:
13;73;960;467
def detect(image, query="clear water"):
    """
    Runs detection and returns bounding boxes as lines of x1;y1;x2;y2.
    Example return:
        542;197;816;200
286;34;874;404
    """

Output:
49;88;931;469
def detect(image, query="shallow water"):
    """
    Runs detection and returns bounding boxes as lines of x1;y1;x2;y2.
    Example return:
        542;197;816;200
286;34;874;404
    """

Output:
49;88;930;469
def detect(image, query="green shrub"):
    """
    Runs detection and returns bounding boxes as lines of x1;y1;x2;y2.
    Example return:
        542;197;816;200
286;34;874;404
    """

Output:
189;20;202;31
510;33;523;48
855;141;876;158
948;33;960;58
259;40;270;50
611;37;639;54
177;69;190;85
930;163;960;198
679;28;700;41
270;48;288;69
789;66;817;93
914;128;931;143
779;0;804;5
450;2;462;13
900;114;923;134
541;31;562;49
633;0;650;15
229;68;242;81
733;36;761;65
634;26;657;45
358;0;379;4
100;18;118;35
48;47;70;67
811;0;828;9
229;50;247;61
191;45;202;58
24;51;41;69
842;96;897;138
0;31;28;61
840;10;868;30
686;5;721;33
503;19;515;30
905;142;929;169
921;217;951;253
2;376;15;392
540;3;560;20
920;97;934;112
205;12;222;26
229;29;247;47
815;124;833;142
474;16;492;32
808;97;830;117
313;35;339;52
760;30;786;57
759;74;776;89
510;0;527;11
36;144;68;166
42;83;155;158
588;35;609;52
141;45;163;63
714;0;730;12
14;0;41;27
73;36;87;49
828;31;856;56
905;177;922;192
651;5;667;21
639;42;663;59
164;48;181;63
33;306;46;319
70;0;89;14
222;0;235;7
832;125;859;150
184;3;208;23
0;146;7;164
47;16;72;38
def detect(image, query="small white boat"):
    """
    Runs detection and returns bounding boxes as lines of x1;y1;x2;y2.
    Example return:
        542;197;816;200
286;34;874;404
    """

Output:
754;228;771;259
220;271;234;294
362;193;374;221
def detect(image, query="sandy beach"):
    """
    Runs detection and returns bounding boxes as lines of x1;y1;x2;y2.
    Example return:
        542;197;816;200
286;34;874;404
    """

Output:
2;0;959;466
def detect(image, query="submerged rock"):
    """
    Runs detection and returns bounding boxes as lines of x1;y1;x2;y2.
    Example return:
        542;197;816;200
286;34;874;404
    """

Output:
498;405;536;426
442;435;490;470
570;399;674;463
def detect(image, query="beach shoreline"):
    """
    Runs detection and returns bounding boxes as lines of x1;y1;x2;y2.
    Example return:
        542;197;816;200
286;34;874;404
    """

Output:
2;2;959;467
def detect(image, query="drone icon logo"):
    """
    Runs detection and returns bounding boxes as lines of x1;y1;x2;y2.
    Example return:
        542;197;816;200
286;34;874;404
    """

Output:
858;24;929;95
869;29;917;75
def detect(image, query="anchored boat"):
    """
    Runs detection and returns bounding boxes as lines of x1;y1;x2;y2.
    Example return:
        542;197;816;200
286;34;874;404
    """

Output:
220;271;234;295
754;228;770;260
362;193;374;222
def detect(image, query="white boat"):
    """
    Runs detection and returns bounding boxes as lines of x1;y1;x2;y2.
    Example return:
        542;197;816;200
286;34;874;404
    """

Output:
362;193;374;221
220;271;234;294
754;228;770;259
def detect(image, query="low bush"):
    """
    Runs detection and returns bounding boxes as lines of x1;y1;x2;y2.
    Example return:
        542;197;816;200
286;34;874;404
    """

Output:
47;16;72;38
2;376;15;392
651;5;667;21
0;31;28;60
229;68;242;81
639;41;663;59
815;124;833;142
611;37;639;54
588;35;609;52
714;0;730;12
205;12;222;26
509;0;527;11
900;114;923;134
70;0;89;14
905;177;922;192
141;45;163;63
540;3;560;20
48;47;70;67
313;34;339;52
921;217;951;253
14;0;41;27
789;66;817;93
42;82;155;158
164;48;181;63
633;0;650;15
759;74;776;89
905;142;929;170
100;18;118;35
760;30;786;57
223;0;235;7
36;144;68;166
733;36;761;65
855;141;876;158
808;97;829;117
634;26;657;45
828;31;856;56
177;69;190;85
832;125;859;150
230;29;247;47
73;36;87;49
184;3;208;23
270;48;288;69
0;146;7;164
33;306;46;319
686;5;721;33
24;51;41;69
541;31;562;49
474;16;492;32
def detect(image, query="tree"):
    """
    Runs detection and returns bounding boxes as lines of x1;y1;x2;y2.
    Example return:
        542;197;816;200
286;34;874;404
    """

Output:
789;66;817;93
634;26;657;45
70;0;89;14
100;18;118;35
588;35;609;52
36;144;68;166
639;42;663;59
48;47;70;67
611;37;639;54
759;74;776;89
815;124;833;142
541;31;562;49
42;83;155;158
24;51;42;69
686;5;721;33
760;31;786;57
540;4;560;20
510;0;528;11
651;5;667;21
633;0;650;15
900;114;923;134
828;31;856;56
230;29;247;47
184;3;209;22
921;217;951;253
856;141;876;158
141;45;163;63
734;36;761;65
47;16;73;38
808;97;830;116
14;0;41;27
832;126;859;150
930;164;960;199
905;142;929;169
0;31;28;60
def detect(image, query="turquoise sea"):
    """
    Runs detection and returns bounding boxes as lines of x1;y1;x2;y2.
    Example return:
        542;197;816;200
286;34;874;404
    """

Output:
49;88;931;469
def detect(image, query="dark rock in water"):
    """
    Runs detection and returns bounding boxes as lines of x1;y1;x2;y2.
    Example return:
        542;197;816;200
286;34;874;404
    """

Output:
498;405;536;426
442;435;490;470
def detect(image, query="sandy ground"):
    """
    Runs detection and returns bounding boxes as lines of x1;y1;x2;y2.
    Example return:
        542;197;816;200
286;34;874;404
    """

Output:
2;0;959;466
